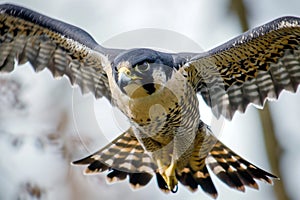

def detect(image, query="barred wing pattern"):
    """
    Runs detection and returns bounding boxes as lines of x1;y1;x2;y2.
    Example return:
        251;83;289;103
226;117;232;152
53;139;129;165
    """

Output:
74;128;157;174
0;4;112;99
73;128;158;189
184;17;300;119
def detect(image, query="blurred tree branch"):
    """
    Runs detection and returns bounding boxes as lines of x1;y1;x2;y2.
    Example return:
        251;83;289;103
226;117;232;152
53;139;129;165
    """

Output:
228;0;289;199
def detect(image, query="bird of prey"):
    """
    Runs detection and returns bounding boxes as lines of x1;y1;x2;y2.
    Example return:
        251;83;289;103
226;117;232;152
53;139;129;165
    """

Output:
1;3;300;198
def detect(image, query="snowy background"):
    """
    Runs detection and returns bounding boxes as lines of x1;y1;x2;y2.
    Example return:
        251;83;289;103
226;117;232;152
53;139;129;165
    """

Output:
0;0;300;200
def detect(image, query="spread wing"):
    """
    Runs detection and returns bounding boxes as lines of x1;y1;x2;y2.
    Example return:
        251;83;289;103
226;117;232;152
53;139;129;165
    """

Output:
183;16;300;120
0;4;121;100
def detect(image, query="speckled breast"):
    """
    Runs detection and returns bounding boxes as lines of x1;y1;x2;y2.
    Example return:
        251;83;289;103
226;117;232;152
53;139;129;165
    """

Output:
127;72;201;147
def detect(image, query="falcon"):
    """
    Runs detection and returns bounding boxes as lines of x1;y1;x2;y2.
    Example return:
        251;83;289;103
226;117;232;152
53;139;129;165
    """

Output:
1;3;300;198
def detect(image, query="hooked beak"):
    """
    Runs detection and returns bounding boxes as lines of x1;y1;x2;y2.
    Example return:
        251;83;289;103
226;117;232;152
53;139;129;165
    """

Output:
117;66;142;95
118;66;141;81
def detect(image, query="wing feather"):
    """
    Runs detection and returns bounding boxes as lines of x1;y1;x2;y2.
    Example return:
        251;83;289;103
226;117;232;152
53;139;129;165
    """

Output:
183;16;300;119
0;4;114;99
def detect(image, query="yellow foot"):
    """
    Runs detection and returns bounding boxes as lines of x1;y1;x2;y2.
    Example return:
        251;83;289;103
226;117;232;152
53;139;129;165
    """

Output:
160;161;178;192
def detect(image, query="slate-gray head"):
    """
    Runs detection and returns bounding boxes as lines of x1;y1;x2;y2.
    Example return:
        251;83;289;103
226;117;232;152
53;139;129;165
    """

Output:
113;48;176;98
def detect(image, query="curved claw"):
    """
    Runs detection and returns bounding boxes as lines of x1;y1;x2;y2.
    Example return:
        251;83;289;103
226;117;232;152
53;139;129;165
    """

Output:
161;161;178;191
171;184;178;193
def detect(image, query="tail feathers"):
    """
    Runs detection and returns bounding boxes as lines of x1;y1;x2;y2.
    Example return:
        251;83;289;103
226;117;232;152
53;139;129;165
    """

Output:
72;128;156;189
174;139;277;199
193;166;218;198
106;169;153;188
155;173;171;193
207;141;278;192
73;128;156;173
72;129;277;195
128;173;153;188
176;166;218;199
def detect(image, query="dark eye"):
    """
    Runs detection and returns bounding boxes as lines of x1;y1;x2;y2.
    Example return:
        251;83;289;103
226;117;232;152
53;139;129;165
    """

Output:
136;62;150;72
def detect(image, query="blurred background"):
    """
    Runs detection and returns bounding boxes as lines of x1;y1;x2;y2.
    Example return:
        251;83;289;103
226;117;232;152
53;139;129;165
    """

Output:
0;0;300;199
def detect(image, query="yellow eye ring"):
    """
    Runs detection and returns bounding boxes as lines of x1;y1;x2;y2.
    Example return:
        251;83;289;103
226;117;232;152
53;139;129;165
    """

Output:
135;62;150;73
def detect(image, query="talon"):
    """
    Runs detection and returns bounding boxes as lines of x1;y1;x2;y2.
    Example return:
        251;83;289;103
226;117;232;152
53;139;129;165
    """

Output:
171;185;178;193
160;161;178;191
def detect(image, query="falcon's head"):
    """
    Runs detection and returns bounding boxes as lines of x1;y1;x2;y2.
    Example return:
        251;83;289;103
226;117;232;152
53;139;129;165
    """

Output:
113;48;176;98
